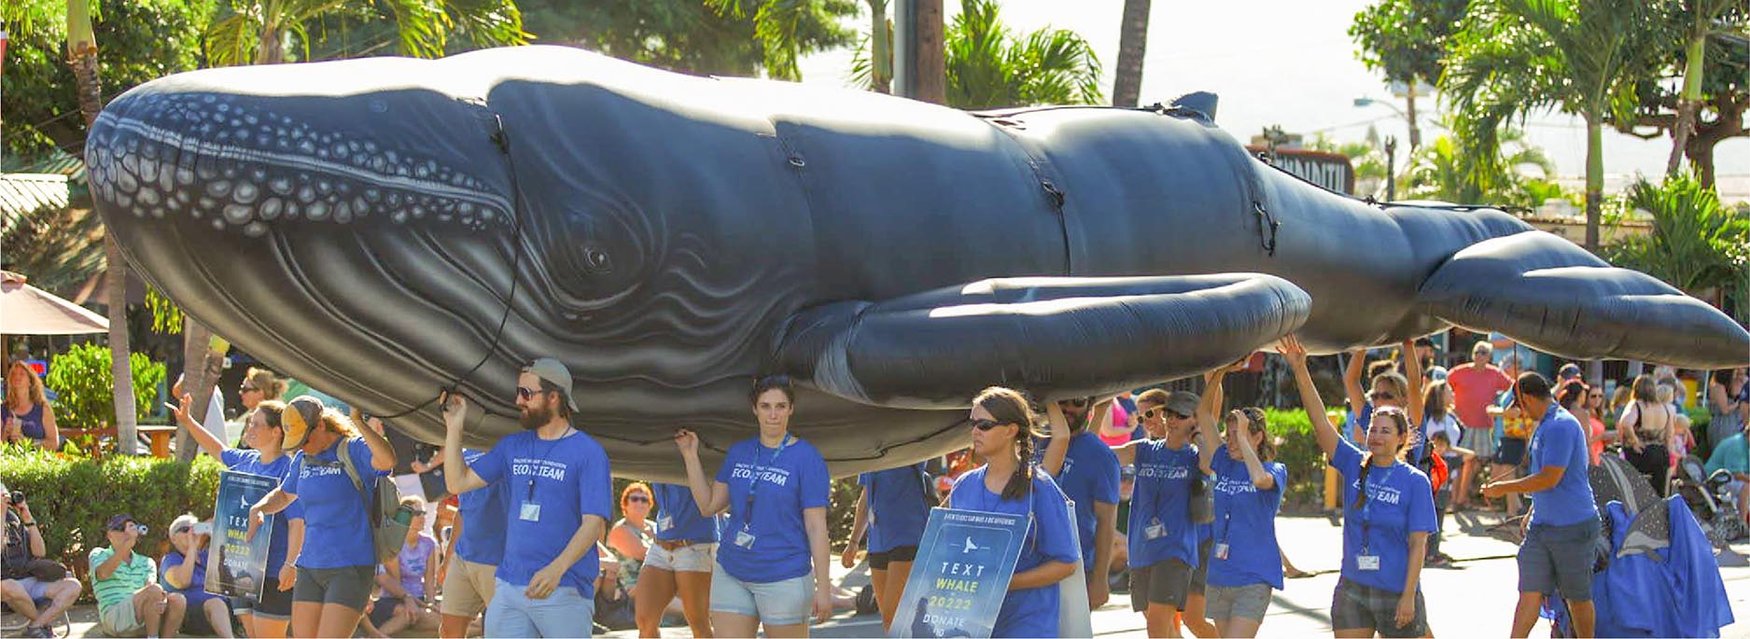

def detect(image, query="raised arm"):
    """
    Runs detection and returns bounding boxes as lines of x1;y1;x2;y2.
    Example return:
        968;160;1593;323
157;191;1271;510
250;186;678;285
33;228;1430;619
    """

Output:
1282;336;1340;458
674;429;730;517
1233;412;1276;490
1343;347;1368;431
1040;402;1071;477
1402;340;1425;421
1196;368;1230;475
355;414;398;472
439;393;489;495
1110;439;1140;466
171;393;227;458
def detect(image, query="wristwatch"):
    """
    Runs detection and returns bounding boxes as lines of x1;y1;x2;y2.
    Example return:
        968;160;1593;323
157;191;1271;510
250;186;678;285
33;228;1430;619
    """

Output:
22;521;37;527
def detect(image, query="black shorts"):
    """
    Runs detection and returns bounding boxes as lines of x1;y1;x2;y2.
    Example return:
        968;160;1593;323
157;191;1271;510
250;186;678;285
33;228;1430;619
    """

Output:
868;545;919;570
292;566;374;611
1494;437;1527;466
1189;538;1212;592
236;575;294;619
181;597;234;635
1331;578;1428;638
1130;559;1193;611
367;597;403;628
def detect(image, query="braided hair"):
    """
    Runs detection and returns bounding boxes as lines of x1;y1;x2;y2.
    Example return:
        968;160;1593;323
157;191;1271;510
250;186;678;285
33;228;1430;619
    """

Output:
973;387;1040;501
1354;405;1413;510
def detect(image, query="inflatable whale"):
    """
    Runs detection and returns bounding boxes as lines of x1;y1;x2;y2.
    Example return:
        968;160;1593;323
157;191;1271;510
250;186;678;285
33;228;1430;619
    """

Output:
86;46;1750;478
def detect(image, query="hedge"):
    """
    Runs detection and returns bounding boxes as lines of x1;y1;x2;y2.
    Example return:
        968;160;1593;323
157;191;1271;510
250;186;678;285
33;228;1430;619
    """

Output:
0;445;222;596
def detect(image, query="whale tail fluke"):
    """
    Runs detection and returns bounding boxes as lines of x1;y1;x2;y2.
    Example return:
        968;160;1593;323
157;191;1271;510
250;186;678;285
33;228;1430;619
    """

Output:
1417;231;1750;369
774;273;1312;409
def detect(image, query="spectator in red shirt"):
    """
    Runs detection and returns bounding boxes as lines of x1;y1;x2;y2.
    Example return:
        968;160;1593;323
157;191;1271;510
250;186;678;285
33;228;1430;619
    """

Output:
1446;342;1512;509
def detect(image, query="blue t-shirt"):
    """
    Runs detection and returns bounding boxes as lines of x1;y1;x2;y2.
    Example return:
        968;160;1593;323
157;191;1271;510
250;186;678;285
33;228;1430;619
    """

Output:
1039;431;1120;572
1334;439;1438;592
715;435;831;583
860;463;932;553
650;482;718;543
949;467;1080;639
1706;433;1750;475
455;448;509;566
280;437;387;569
1527;406;1598;527
221;449;303;574
471;429;613;598
1206;445;1287;589
159;550;221;606
1128;440;1200;568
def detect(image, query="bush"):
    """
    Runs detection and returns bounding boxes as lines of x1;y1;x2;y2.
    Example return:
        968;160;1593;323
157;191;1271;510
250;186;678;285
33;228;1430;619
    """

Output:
0;445;222;600
42;342;166;431
1262;408;1336;506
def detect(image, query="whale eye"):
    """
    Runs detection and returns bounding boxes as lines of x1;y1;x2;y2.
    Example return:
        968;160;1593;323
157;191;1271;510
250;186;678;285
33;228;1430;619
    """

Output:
583;246;613;273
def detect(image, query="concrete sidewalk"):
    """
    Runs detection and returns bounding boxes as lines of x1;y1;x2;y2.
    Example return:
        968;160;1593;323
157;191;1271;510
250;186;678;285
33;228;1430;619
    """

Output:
24;512;1750;637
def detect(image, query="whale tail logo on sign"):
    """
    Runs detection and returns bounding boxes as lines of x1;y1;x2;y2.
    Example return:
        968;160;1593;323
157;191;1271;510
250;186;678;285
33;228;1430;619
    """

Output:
207;470;276;599
891;508;1027;638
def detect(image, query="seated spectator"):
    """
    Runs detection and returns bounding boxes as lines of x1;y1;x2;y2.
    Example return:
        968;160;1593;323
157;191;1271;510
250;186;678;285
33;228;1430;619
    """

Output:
1705;422;1750;519
369;498;442;636
2;361;59;452
1;486;80;638
160;514;232;638
90;514;186;638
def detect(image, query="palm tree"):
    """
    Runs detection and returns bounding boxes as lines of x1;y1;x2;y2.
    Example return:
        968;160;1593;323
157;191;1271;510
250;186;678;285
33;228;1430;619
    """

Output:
706;0;857;81
942;0;1101;109
1606;173;1750;298
1403;125;1555;206
1442;0;1666;252
1111;0;1151;107
205;0;528;66
1665;0;1739;176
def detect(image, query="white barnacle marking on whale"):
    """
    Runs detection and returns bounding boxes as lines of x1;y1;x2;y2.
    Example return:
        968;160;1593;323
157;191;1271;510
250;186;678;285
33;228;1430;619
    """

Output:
260;198;284;220
224;204;253;225
206;180;232;198
137;190;160;207
244;221;268;237
234;182;260;204
307;201;330;221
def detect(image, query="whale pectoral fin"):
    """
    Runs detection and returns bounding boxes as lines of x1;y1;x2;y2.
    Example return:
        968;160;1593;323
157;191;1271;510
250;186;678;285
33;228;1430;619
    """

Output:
773;274;1312;409
1418;232;1750;368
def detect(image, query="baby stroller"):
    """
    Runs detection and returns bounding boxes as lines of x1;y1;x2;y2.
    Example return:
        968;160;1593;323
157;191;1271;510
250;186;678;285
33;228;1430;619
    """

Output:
1543;454;1735;637
1672;455;1749;547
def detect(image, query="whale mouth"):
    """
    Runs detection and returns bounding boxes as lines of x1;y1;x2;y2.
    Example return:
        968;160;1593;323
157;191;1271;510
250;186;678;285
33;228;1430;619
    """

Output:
88;92;513;237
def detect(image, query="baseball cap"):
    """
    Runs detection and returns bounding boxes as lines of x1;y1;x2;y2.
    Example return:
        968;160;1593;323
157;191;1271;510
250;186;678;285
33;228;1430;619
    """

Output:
106;513;138;531
282;395;325;448
1558;363;1582;380
524;357;579;411
1163;391;1199;417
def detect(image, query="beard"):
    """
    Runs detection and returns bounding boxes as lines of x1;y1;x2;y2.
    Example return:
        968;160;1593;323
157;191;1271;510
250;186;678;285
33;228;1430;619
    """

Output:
520;404;553;430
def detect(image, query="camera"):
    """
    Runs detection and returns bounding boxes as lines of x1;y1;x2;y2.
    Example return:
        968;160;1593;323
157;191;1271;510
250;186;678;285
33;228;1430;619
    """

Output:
4;490;22;505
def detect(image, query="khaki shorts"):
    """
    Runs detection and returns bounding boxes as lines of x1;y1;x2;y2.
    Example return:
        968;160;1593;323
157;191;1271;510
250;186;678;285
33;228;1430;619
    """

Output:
440;558;498;617
98;596;145;637
645;542;717;573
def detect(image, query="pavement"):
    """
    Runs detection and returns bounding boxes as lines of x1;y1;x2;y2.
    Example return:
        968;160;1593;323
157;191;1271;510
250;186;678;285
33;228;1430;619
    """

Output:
22;512;1750;638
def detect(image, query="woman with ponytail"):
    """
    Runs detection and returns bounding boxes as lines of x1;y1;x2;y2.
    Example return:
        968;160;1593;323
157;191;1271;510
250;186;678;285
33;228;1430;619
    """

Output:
1196;365;1287;638
947;387;1080;638
1283;336;1437;638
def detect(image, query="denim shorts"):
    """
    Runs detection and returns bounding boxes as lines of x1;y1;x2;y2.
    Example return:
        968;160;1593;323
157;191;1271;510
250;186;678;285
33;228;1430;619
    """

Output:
1331;578;1427;638
708;562;812;626
485;578;595;637
1204;583;1272;621
1519;518;1602;601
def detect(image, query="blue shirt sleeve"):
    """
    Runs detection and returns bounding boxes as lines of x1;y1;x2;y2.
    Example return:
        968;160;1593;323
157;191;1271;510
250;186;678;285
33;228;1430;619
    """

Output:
1405;472;1438;533
800;448;830;509
220;448;245;469
1033;477;1081;565
580;442;613;520
1270;463;1289;501
1536;421;1580;471
1332;437;1364;482
472;440;509;484
350;438;388;477
281;453;303;495
1094;448;1120;506
160;551;184;582
283;499;305;521
714;445;736;484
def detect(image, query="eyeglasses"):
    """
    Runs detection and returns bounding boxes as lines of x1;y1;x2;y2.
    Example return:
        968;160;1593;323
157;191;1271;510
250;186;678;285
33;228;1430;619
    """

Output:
1368;391;1397;402
515;387;542;400
626;496;650;504
969;418;1006;431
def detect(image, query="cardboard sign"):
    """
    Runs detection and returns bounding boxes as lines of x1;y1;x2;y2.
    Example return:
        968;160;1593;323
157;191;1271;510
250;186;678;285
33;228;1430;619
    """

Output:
206;470;275;599
891;507;1028;638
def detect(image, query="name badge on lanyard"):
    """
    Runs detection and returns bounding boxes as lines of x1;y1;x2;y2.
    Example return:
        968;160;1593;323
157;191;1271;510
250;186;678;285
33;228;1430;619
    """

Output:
736;435;792;551
1357;554;1381;571
520;479;541;522
1145;517;1167;540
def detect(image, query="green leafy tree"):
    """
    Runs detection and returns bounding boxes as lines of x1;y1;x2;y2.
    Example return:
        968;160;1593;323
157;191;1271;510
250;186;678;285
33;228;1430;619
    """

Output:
1616;10;1750;188
1402;125;1557;207
939;0;1102;109
1442;0;1670;251
1347;0;1469;150
1660;0;1743;176
203;0;528;66
701;0;858;80
1605;173;1750;299
515;0;854;78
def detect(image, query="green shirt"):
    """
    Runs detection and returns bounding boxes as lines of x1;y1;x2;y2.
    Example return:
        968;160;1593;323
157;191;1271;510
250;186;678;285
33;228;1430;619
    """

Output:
88;546;157;611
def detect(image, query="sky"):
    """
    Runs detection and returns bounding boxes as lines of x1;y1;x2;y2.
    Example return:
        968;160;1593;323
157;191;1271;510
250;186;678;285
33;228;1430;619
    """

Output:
795;0;1750;200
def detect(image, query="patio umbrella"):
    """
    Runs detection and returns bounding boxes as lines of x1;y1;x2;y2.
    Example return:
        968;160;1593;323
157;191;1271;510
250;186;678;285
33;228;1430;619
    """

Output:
1;270;108;334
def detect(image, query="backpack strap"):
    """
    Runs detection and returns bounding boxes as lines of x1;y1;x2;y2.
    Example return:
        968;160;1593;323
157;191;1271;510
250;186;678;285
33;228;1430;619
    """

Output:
335;438;376;525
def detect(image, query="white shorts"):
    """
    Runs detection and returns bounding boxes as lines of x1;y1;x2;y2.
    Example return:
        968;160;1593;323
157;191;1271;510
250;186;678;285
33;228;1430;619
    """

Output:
709;562;811;626
645;542;717;573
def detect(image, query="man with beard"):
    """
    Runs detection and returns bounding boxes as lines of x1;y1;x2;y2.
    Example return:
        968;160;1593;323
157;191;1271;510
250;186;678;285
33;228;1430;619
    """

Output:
439;358;612;637
1039;396;1122;610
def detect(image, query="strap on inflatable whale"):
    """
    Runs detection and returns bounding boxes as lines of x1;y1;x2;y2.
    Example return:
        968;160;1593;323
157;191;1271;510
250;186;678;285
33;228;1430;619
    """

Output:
774;273;1312;409
1419;232;1749;369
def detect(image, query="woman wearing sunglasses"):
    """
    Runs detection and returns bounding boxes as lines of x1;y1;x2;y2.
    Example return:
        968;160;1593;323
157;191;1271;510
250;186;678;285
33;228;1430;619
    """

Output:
1108;387;1207;638
1342;344;1426;453
674;375;832;638
947;387;1080;637
171;397;304;639
607;483;657;602
1284;336;1438;638
1195;365;1286;639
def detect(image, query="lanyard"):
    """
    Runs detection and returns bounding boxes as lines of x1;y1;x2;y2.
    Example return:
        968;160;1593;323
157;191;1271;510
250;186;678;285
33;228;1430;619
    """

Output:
1144;443;1182;529
1359;464;1398;554
741;434;792;526
524;430;573;504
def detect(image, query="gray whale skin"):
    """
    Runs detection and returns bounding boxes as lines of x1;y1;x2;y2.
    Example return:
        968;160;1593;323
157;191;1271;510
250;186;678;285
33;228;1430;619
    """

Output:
86;45;1750;479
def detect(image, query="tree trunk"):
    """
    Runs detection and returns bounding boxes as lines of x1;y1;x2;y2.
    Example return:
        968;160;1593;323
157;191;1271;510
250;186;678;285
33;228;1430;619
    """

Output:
177;320;228;461
1583;116;1603;253
257;23;283;64
71;0;138;454
912;0;945;105
1667;33;1707;176
1111;0;1151;108
1405;79;1421;152
868;0;892;94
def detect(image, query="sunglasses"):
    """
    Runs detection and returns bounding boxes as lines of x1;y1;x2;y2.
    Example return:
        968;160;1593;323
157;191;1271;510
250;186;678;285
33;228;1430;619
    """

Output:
240;385;260;393
515;386;543;400
1063;398;1090;408
1368;391;1397;402
969;418;1007;431
109;522;135;532
626;496;649;504
1142;407;1164;419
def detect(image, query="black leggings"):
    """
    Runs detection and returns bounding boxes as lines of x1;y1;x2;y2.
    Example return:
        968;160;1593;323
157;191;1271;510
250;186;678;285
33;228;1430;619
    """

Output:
1624;443;1670;496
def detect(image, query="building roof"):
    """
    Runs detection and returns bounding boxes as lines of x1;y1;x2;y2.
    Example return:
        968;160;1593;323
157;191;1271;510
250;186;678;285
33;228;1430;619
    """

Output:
0;173;71;225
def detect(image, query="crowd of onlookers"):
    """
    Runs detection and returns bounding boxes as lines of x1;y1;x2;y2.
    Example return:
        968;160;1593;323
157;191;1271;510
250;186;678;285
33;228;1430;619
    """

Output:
2;336;1747;639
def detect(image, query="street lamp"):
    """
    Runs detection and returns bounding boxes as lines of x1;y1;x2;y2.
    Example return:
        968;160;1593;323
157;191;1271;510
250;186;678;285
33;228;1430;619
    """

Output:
1354;96;1421;151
